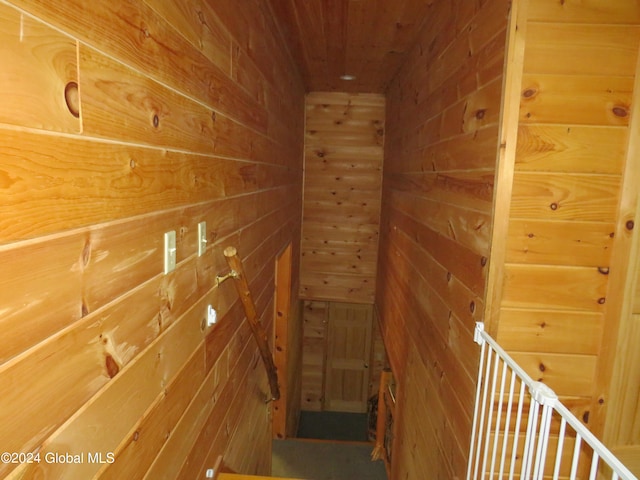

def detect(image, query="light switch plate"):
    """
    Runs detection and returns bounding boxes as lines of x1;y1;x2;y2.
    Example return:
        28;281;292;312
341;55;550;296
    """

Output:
164;230;177;274
198;221;207;257
206;304;217;326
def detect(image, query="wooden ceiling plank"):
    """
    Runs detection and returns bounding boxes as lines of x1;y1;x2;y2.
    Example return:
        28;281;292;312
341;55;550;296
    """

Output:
265;0;453;93
323;0;349;90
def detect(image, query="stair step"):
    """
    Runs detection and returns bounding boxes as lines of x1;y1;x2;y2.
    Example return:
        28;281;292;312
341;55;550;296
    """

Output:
219;474;303;480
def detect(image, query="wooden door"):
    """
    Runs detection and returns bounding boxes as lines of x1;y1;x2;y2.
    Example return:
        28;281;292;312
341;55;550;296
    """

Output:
325;302;373;413
300;301;329;411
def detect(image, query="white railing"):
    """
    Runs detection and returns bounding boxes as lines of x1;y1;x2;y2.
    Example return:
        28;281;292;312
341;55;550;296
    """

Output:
467;322;637;480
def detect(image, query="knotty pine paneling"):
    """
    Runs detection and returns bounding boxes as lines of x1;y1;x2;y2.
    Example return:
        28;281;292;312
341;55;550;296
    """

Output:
493;1;640;440
267;0;438;93
0;0;304;478
0;9;80;133
377;1;509;478
300;92;384;304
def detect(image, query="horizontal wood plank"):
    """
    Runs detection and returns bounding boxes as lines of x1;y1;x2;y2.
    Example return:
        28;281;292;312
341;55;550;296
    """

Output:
0;4;80;133
502;264;608;312
144;0;232;76
9;0;268;131
506;218;615;267
515;124;627;174
508;352;597;397
510;172;621;222
519;74;633;126
528;0;640;24
497;308;603;355
524;23;640;77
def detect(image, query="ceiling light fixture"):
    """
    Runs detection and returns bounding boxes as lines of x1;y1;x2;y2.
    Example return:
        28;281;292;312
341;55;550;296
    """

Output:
340;74;356;81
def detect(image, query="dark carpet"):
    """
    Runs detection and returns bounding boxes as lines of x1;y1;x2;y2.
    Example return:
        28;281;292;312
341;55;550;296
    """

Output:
272;439;387;480
296;411;369;442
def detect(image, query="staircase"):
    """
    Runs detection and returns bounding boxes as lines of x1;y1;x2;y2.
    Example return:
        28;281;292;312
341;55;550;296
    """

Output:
218;475;302;480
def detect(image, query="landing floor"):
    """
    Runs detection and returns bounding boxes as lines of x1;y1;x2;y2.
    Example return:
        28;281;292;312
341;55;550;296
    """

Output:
271;439;387;480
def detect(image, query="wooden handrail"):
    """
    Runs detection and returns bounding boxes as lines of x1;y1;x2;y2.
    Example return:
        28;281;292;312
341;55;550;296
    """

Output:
223;246;280;401
371;369;392;461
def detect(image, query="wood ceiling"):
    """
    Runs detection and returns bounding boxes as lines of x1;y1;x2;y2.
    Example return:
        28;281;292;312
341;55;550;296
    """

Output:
267;0;434;93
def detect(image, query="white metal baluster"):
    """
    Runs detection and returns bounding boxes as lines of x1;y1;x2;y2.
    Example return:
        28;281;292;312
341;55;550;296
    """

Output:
475;343;494;480
569;434;583;480
530;382;557;480
468;337;488;480
532;403;554;480
483;350;501;479
552;417;567;480
498;369;517;479
522;397;541;479
588;452;600;480
508;380;527;480
489;360;508;479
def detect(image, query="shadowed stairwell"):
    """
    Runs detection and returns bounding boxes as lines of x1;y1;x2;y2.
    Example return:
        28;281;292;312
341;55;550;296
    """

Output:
271;411;387;479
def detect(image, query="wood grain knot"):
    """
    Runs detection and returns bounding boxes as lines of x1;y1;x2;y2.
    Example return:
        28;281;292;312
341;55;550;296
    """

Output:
597;266;609;275
522;88;537;98
539;363;545;372
480;256;488;267
549;202;558;210
626;220;634;230
612;106;628;118
105;355;120;378
582;411;590;424
152;114;160;128
598;297;606;305
475;109;486;120
133;430;140;441
64;81;80;118
469;301;475;313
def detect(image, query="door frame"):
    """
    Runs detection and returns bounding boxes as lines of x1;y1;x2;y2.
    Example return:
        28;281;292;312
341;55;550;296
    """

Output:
272;243;292;438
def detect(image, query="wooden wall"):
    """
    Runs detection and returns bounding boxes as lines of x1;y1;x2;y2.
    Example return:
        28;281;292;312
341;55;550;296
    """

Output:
486;0;640;442
377;1;509;478
605;230;640;475
606;227;640;474
0;0;304;478
300;92;384;304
